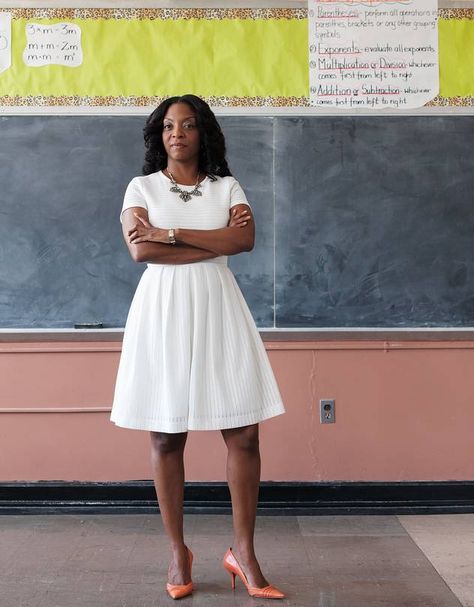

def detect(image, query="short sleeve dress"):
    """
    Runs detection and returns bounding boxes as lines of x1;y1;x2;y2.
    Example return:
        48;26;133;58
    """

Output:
110;170;285;433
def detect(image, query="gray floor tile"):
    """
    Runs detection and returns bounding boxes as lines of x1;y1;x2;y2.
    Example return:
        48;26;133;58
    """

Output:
297;515;406;537
0;514;467;607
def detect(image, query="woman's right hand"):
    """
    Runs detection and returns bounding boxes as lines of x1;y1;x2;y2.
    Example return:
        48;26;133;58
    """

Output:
228;207;251;228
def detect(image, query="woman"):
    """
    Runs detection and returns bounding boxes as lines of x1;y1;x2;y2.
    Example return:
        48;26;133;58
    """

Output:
110;95;285;600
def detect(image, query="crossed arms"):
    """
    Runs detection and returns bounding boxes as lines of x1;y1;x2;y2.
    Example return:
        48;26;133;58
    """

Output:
121;204;254;264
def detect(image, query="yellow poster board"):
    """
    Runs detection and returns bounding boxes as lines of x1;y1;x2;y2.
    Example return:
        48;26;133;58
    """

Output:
0;7;472;107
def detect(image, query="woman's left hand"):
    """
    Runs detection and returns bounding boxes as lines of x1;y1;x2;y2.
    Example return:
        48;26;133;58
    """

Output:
128;213;168;244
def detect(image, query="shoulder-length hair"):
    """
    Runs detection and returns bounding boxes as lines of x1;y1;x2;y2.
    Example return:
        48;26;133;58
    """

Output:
142;94;232;179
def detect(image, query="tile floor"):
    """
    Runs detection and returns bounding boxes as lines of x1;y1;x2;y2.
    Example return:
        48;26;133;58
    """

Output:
0;513;473;607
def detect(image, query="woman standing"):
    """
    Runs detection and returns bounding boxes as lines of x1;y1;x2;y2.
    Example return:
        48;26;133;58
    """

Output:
111;95;285;600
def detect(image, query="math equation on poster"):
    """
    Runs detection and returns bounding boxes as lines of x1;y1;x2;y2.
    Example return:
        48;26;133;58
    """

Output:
23;22;83;67
308;0;438;109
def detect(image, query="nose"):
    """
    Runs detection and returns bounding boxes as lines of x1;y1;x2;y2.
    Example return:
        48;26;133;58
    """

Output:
171;124;184;138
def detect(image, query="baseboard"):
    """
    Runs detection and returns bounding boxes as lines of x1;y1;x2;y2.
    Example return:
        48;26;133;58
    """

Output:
1;481;473;515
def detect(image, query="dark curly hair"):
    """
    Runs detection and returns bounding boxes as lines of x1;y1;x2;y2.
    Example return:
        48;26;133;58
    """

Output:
142;94;232;179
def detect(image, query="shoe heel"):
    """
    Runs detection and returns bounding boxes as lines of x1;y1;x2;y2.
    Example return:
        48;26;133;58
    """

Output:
228;570;236;590
223;547;285;599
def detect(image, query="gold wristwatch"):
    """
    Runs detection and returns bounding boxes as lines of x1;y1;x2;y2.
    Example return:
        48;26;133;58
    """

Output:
168;229;176;245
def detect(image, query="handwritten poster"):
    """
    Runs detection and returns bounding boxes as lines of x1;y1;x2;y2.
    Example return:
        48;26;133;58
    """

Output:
308;0;439;109
0;12;11;74
23;22;83;67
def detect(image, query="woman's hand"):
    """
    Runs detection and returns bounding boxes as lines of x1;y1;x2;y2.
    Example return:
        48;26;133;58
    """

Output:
128;213;169;244
228;207;251;228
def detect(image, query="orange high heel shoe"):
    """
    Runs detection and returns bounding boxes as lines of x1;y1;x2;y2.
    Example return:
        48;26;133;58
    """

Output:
223;547;285;599
166;546;194;600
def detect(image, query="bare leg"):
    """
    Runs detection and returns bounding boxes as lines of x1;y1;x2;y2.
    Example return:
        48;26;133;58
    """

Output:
221;424;268;588
150;431;191;585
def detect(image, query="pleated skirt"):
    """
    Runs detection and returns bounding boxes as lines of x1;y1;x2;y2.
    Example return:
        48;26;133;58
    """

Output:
110;259;285;433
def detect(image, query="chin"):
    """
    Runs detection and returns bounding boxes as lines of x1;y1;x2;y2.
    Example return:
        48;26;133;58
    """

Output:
170;153;198;162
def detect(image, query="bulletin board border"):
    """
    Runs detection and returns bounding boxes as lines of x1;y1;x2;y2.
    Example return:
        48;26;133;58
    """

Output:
0;95;307;108
5;7;307;19
439;7;474;18
0;95;473;110
4;7;473;19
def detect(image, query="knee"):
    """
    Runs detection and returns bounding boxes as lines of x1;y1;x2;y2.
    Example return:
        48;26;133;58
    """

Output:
224;425;260;455
150;431;187;456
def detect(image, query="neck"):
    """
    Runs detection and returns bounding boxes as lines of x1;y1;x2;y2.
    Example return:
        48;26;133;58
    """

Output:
165;161;200;185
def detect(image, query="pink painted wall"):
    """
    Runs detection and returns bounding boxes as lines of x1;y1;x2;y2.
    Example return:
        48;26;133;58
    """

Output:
1;340;473;482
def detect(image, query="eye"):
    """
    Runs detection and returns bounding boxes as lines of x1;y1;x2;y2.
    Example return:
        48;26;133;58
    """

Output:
184;123;196;129
163;123;172;130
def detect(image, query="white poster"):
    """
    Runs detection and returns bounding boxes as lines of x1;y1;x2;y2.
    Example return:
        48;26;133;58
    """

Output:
23;22;83;67
308;0;439;109
0;12;12;74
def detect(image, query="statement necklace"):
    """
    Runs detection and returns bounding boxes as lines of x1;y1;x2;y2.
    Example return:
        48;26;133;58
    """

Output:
167;169;203;202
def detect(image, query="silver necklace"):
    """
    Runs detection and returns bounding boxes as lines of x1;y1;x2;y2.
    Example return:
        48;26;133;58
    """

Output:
167;170;203;202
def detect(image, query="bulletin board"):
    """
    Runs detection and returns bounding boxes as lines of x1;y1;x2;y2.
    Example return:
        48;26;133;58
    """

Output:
0;7;473;108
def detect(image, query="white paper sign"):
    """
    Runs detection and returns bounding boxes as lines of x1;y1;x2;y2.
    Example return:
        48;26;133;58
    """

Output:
0;12;12;74
23;22;82;67
308;0;439;109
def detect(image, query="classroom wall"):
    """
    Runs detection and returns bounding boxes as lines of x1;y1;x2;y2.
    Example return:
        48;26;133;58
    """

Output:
2;4;474;485
1;339;473;482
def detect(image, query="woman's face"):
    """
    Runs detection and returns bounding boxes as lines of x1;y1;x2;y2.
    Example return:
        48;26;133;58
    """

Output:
162;102;200;164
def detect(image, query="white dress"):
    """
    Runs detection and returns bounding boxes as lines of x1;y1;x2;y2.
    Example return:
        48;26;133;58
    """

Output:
110;171;285;433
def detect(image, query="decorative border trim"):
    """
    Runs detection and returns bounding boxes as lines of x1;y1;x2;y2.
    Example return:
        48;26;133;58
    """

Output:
427;95;474;107
6;7;474;19
8;8;307;19
1;94;474;108
0;95;309;107
439;7;474;18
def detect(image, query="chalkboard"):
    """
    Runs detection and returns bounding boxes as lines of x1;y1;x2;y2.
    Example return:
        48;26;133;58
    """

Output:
1;115;473;328
275;117;474;327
